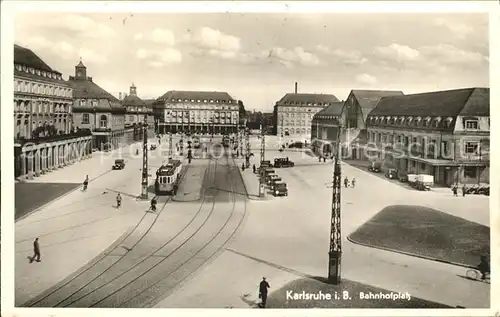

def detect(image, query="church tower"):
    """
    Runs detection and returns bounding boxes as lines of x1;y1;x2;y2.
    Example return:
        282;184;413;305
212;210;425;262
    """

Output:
130;82;137;96
75;58;87;80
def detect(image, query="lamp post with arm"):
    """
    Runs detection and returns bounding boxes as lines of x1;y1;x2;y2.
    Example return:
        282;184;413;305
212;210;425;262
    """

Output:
328;117;343;284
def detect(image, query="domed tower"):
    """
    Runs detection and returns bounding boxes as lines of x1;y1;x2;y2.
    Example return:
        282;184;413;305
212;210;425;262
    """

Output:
130;82;137;96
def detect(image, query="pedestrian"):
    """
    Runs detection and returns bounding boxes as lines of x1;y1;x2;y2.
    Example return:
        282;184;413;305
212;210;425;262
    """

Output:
351;178;356;188
258;277;270;308
344;177;349;188
462;184;467;197
452;185;458;197
83;175;89;191
116;193;122;208
242;162;245;171
253;164;256;174
150;196;157;212
323;157;326;162
30;237;41;263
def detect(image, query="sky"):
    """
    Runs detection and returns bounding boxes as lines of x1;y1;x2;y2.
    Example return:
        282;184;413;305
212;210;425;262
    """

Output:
14;12;489;111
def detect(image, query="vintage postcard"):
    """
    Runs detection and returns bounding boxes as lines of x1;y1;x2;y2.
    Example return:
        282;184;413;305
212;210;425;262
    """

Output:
1;1;498;316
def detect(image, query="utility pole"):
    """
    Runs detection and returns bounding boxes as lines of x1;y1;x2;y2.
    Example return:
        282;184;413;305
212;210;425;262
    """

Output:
140;114;149;200
245;125;250;168
328;122;343;284
259;121;266;197
180;133;184;156
168;132;173;161
239;127;243;158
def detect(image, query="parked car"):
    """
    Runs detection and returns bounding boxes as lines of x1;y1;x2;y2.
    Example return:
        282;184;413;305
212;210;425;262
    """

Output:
150;144;157;150
112;159;125;170
408;174;433;191
274;157;294;168
267;174;281;185
368;161;382;173
288;141;304;149
273;181;288;196
385;168;398;179
270;176;283;187
399;174;408;183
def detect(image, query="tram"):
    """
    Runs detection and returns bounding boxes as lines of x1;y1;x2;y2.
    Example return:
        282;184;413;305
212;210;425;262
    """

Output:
155;159;183;195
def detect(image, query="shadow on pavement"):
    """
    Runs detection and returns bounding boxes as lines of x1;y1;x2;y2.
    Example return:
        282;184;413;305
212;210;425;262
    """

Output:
15;182;81;220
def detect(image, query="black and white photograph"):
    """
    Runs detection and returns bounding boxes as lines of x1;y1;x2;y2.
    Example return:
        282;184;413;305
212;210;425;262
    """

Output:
1;0;497;314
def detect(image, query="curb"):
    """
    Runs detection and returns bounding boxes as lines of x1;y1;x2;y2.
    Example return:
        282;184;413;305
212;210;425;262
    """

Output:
171;164;205;203
21;226;134;307
345;236;475;269
15;169;113;223
232;157;251;200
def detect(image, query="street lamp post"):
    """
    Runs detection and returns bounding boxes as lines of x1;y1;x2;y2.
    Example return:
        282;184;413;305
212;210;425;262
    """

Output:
140;114;149;200
168;132;173;162
328;120;343;284
245;125;251;168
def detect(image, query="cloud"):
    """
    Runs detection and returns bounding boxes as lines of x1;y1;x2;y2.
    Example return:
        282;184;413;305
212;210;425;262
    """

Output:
269;47;321;68
356;73;377;85
373;42;487;71
136;48;182;67
375;43;420;62
135;28;175;46
433;18;474;39
184;27;241;52
18;36;107;64
46;14;115;38
315;45;368;66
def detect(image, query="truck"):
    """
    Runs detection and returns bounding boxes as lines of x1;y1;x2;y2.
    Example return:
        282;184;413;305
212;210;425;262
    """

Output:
408;174;433;191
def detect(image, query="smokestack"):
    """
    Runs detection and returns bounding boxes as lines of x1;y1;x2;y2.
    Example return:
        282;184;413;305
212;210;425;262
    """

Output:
295;82;298;94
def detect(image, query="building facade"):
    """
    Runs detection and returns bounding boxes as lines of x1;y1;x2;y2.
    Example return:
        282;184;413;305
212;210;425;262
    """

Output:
274;93;340;139
121;83;155;143
154;91;240;134
68;60;126;150
14;45;92;180
310;101;344;154
366;87;490;186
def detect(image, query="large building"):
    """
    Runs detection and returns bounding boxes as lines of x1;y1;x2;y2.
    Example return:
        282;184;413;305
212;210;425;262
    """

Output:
154;90;240;134
121;83;155;143
366;87;490;186
274;86;340;139
14;45;92;180
68;60;127;150
310;101;344;154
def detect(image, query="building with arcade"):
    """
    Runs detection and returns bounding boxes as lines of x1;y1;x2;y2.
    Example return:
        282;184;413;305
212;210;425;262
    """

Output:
153;90;240;134
14;44;93;180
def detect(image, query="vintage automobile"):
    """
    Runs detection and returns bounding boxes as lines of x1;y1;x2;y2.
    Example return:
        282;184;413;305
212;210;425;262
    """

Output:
150;144;157;150
267;174;281;185
112;159;125;170
274;157;295;168
368;161;382;173
270;176;283;187
399;174;409;183
408;174;434;191
288;141;304;149
385;168;398;179
273;181;288;196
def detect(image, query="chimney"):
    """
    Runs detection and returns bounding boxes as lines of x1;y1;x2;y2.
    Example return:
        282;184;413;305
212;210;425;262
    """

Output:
295;82;298;94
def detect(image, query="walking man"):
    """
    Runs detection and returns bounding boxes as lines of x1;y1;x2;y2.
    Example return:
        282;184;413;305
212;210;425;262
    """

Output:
83;175;89;191
452;185;458;197
253;164;256;174
344;177;349;188
30;237;41;263
150;196;157;212
462;184;467;197
116;193;122;208
351;178;356;188
258;277;270;308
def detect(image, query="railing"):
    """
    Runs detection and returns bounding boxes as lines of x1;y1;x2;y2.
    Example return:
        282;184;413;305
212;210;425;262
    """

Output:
15;130;92;146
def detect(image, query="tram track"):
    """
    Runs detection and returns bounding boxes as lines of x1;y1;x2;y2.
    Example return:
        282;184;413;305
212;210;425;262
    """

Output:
25;147;248;308
23;188;174;307
52;158;219;307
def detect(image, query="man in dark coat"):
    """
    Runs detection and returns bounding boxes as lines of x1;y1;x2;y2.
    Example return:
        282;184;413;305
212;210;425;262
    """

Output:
258;277;270;308
30;237;41;263
452;185;458;197
462;184;467;197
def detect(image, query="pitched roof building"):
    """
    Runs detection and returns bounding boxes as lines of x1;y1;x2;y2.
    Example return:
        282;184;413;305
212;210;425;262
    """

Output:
274;84;340;138
154;90;240;134
365;87;490;186
120;83;155;136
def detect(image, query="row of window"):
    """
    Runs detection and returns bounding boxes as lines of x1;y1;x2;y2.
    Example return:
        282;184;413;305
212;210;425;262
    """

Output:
14;101;69;114
278;112;314;119
368;132;482;155
166;104;238;111
368;115;453;129
126;106;149;112
166;111;237;118
15;79;72;97
281;120;311;126
15;64;63;80
164;98;236;105
278;106;318;113
279;127;311;134
280;102;331;106
16;119;68;126
165;118;238;124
